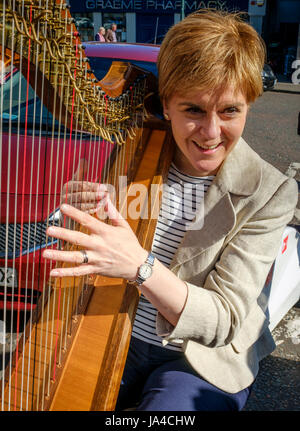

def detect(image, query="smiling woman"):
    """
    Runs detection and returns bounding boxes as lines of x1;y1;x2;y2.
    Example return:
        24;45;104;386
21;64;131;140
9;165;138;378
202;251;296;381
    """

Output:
44;9;298;411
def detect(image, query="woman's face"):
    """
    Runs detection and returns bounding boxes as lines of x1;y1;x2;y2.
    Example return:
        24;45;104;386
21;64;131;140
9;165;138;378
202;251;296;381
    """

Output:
163;87;249;177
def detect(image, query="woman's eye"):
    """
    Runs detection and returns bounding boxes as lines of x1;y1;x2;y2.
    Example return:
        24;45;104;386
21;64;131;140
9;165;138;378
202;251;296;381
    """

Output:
223;107;239;114
186;107;203;114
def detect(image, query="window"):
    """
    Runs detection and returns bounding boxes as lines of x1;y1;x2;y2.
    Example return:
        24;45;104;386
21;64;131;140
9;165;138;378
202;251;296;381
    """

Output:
89;57;158;81
73;13;95;41
0;63;59;134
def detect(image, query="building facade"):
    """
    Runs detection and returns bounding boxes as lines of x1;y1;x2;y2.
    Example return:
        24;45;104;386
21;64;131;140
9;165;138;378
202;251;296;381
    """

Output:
69;0;248;43
68;0;300;77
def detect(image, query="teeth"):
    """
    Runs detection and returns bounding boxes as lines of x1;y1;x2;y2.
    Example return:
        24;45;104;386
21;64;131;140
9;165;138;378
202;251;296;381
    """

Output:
194;141;220;150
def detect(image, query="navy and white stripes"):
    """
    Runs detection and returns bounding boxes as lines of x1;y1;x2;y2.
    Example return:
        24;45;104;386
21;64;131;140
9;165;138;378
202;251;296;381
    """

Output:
132;164;214;351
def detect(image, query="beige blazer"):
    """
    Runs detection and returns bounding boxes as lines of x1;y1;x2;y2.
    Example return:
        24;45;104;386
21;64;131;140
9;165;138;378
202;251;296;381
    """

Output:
156;137;298;393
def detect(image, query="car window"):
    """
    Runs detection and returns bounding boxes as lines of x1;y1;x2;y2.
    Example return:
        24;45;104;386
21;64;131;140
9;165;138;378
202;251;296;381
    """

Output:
0;63;62;134
88;57;158;81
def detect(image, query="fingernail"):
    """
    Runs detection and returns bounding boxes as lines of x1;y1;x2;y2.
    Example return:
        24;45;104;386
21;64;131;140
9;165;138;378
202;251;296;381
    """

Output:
60;203;70;212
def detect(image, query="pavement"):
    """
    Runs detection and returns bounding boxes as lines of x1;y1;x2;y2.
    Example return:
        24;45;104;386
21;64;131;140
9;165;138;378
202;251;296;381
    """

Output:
243;301;300;411
270;79;300;94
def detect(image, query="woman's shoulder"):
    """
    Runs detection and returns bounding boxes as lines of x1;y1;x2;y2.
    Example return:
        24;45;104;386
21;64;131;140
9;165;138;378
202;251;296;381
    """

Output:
240;138;298;208
238;137;296;188
225;138;298;208
256;148;297;197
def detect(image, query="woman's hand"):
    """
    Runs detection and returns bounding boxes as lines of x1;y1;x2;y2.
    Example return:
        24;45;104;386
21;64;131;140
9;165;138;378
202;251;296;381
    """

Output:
61;180;101;214
43;197;147;281
61;159;102;214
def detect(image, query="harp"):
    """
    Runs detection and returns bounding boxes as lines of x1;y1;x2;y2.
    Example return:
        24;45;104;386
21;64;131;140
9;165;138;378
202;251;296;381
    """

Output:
0;0;172;410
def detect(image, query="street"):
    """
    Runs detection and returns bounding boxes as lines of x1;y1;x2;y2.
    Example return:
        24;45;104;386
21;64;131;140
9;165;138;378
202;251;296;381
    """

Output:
243;89;300;179
242;85;300;411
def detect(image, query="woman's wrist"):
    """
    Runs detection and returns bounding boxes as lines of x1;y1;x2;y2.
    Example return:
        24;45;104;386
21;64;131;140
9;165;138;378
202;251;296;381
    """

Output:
138;257;188;327
128;248;149;282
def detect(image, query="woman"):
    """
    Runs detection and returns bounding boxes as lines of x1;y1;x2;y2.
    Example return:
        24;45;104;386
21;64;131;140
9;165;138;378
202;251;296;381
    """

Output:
43;10;298;411
95;26;106;42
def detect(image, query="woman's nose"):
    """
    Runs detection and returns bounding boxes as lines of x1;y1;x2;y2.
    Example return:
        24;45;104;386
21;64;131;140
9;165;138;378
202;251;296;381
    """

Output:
199;114;221;140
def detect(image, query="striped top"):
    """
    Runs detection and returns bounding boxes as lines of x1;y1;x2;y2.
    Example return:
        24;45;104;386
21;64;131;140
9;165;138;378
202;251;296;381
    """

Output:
132;163;215;351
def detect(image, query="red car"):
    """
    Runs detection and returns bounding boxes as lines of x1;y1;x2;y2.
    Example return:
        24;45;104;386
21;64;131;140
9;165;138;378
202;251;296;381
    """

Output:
0;43;158;312
84;42;159;80
0;50;119;311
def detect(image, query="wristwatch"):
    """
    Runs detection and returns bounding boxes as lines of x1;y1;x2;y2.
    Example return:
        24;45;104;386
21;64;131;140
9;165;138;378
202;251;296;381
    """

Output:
130;252;155;286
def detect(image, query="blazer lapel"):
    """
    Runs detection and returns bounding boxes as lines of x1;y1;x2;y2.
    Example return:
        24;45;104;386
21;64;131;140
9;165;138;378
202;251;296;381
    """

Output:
169;137;262;271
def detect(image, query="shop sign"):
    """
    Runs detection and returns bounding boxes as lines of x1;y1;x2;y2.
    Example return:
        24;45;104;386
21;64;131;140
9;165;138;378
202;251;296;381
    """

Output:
70;0;248;13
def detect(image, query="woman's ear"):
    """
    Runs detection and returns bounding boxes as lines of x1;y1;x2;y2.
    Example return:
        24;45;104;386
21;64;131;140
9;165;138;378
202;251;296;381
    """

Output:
162;99;170;120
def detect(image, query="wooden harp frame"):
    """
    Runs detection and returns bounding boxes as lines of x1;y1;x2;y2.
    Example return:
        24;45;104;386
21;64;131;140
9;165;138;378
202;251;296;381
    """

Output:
0;0;173;411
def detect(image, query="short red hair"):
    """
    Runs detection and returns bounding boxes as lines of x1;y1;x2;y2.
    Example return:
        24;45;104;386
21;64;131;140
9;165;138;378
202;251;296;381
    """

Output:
157;9;266;103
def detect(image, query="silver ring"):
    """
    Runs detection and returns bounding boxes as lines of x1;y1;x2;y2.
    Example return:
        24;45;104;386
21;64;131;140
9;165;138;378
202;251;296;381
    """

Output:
80;250;89;264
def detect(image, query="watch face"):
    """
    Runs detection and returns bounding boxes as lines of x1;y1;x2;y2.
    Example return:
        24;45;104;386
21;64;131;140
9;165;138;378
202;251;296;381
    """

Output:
139;263;152;279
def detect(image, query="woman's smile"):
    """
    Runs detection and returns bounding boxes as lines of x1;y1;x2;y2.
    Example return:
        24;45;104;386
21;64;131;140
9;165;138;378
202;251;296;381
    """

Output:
192;139;223;152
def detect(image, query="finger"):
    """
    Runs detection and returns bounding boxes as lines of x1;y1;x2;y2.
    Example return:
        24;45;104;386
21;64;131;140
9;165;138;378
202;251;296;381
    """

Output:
103;195;130;229
73;158;88;181
63;181;101;193
49;264;98;278
62;191;102;205
46;223;98;248
74;203;100;214
59;203;107;234
43;248;90;265
68;202;98;212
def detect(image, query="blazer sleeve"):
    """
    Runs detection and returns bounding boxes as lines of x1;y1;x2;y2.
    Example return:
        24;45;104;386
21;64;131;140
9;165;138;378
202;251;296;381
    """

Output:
156;177;298;348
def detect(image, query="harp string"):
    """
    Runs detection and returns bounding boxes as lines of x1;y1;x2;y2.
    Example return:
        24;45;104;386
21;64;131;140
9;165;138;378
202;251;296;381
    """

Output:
18;0;32;410
31;23;49;412
24;0;44;409
31;2;52;409
14;0;33;410
22;0;41;410
38;0;61;407
27;0;59;409
0;0;7;411
5;0;16;410
3;0;13;410
0;2;5;409
46;7;70;401
19;22;28;412
59;33;81;367
52;18;83;384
